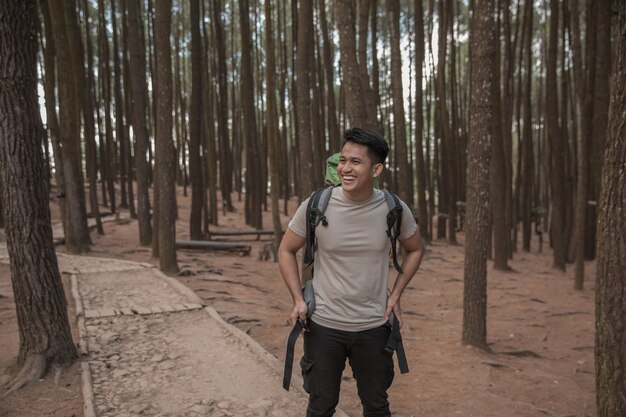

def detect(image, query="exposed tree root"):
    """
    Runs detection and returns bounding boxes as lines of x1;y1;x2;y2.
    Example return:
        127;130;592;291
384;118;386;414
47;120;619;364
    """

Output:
3;354;46;395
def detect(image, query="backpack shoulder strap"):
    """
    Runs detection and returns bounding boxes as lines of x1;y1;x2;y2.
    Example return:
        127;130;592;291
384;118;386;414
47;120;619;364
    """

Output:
303;186;334;268
381;190;404;273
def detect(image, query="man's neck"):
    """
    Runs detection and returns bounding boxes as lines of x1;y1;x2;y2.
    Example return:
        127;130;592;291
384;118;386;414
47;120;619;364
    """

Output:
341;187;375;203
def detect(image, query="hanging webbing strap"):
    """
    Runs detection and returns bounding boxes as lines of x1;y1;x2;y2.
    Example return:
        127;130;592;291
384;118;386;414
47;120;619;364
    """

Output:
385;312;409;374
382;190;404;274
283;319;303;390
303;186;333;269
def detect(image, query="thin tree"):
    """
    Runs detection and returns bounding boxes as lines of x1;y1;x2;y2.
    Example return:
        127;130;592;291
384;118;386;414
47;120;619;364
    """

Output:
266;0;283;256
388;0;412;204
318;0;340;153
154;0;178;274
335;0;377;131
189;0;203;240
594;3;626;413
0;0;78;391
212;0;234;213
48;0;91;253
414;0;429;242
239;0;263;228
462;0;496;350
295;0;315;199
126;0;153;246
546;0;566;270
491;0;509;270
521;0;533;252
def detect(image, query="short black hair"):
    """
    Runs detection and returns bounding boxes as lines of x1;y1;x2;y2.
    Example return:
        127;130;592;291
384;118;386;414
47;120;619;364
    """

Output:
342;128;389;164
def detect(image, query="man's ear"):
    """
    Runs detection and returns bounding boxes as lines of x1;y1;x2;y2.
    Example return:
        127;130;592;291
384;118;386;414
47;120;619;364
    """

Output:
373;163;384;177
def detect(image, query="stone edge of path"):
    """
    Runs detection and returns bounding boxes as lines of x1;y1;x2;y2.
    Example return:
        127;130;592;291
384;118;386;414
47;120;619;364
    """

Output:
69;258;350;417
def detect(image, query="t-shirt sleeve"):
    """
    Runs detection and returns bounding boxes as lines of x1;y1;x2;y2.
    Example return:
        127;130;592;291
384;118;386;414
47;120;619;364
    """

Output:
288;197;310;238
399;200;418;240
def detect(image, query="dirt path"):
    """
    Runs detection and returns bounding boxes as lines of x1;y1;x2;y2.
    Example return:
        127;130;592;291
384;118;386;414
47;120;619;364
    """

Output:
3;244;349;417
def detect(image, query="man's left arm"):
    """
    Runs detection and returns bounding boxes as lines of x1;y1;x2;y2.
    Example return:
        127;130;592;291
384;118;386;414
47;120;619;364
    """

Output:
384;228;424;327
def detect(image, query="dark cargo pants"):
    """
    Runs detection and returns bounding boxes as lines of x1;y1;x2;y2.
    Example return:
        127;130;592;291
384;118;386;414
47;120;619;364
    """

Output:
300;319;394;417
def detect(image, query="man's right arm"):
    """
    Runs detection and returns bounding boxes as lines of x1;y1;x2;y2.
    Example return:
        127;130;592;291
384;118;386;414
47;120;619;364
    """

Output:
278;228;308;324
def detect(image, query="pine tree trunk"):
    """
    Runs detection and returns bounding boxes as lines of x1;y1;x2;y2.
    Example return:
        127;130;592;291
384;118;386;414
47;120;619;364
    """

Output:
154;0;178;274
594;5;626;413
336;0;377;131
212;0;234;213
49;0;91;253
546;0;566;270
0;0;78;388
319;0;340;153
388;0;412;205
414;0;429;242
265;0;284;257
189;0;203;240
295;0;315;199
521;0;533;252
462;0;496;351
490;1;508;270
111;0;128;209
121;0;136;219
126;0;152;245
239;0;263;228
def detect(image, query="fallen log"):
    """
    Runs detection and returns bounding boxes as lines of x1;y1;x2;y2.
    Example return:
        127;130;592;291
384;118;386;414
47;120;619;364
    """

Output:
176;240;251;255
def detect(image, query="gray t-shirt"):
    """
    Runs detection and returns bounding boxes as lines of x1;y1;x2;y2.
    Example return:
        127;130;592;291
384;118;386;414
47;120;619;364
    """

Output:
289;187;418;332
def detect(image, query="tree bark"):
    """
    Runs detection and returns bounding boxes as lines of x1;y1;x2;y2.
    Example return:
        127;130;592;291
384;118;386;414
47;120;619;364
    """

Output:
490;0;509;270
546;0;566;270
48;0;91;253
335;0;377;132
239;0;263;228
414;0;429;242
188;0;203;240
462;0;496;351
521;0;533;252
594;1;626;411
212;0;234;213
265;0;284;258
154;0;178;274
388;0;412;205
126;0;152;246
0;0;78;390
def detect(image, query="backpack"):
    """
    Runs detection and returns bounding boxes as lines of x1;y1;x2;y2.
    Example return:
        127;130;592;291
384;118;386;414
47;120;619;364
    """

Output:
302;185;405;274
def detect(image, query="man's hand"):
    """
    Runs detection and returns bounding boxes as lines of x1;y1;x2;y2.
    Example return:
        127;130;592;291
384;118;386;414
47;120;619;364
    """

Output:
290;299;309;325
384;296;403;329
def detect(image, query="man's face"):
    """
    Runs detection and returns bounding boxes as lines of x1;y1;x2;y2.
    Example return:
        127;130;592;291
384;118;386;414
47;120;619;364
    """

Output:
338;142;382;198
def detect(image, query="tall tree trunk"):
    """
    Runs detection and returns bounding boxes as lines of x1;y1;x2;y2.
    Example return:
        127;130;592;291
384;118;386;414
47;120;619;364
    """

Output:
335;0;377;131
414;0;429;242
189;0;203;240
154;0;178;274
126;0;152;246
357;0;379;128
202;3;218;227
266;0;283;257
49;0;91;253
462;0;496;351
295;0;315;199
98;0;116;214
588;0;611;261
491;0;509;270
39;0;67;235
0;0;78;390
239;0;263;228
120;0;136;219
111;0;128;209
388;0;412;205
319;0;340;153
521;0;533;252
594;5;626;414
212;0;234;213
546;0;566;270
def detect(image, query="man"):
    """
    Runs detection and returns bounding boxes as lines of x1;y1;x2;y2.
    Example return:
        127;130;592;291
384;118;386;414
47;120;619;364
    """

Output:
278;128;424;417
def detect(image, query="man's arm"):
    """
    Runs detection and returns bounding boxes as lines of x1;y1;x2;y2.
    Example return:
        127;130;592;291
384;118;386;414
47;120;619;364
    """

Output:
278;228;309;325
384;228;425;327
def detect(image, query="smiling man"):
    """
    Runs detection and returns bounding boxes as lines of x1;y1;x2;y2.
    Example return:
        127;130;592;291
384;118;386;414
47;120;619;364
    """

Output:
279;128;424;417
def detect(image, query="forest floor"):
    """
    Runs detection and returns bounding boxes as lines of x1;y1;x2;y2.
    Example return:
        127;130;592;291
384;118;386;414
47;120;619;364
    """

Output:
1;187;597;417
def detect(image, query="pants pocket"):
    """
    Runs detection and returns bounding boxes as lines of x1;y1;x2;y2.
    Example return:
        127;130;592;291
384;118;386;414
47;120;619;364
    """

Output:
300;357;315;394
